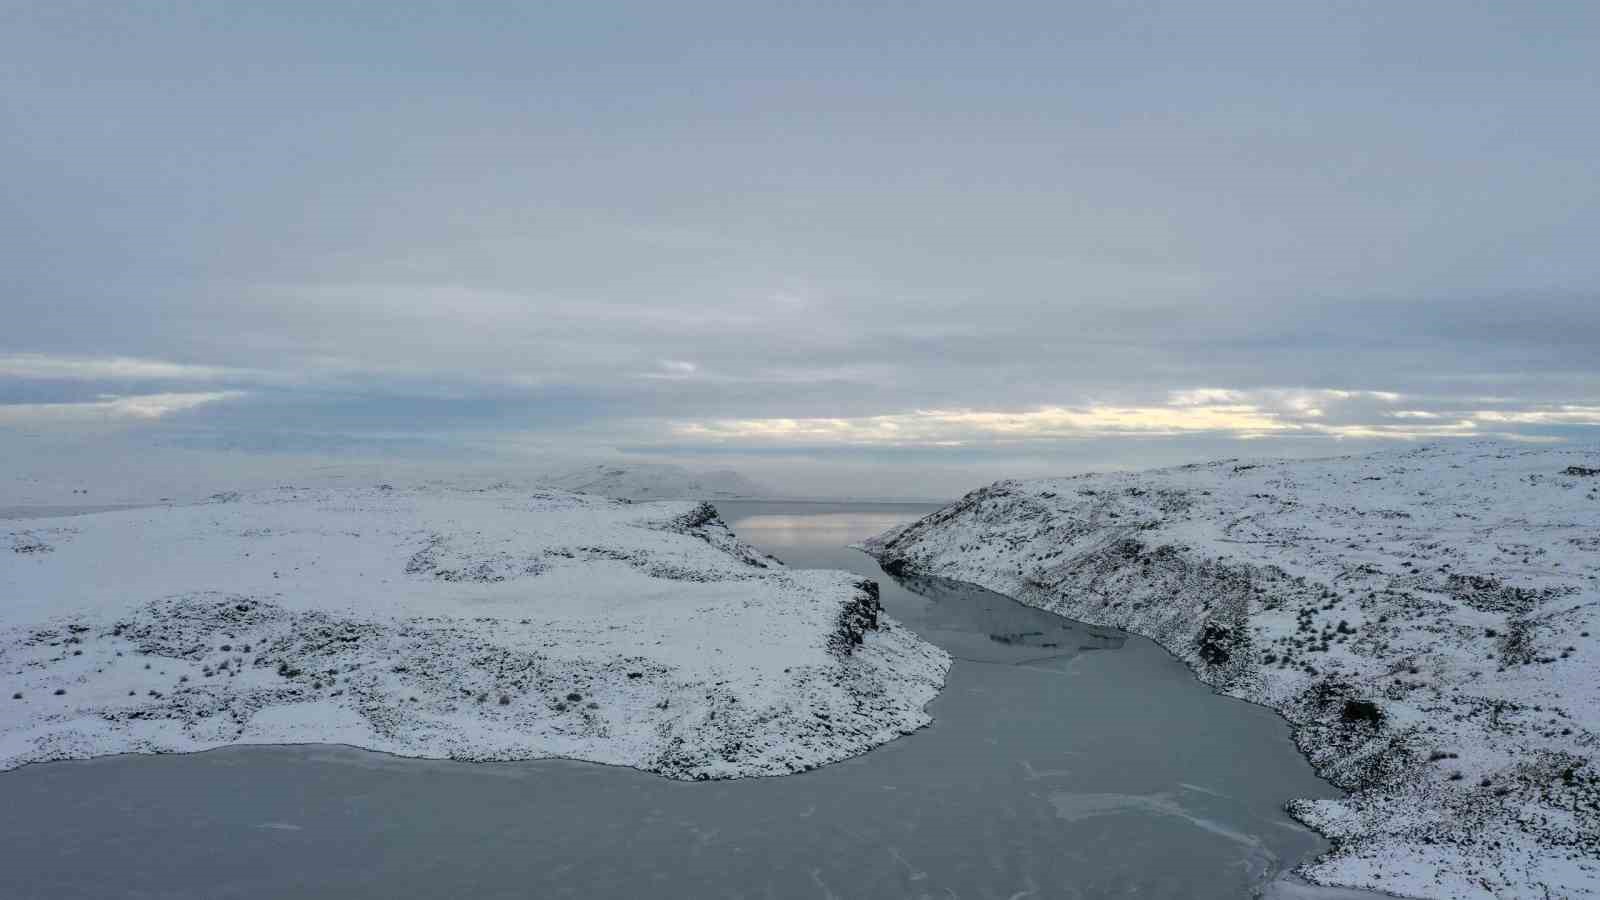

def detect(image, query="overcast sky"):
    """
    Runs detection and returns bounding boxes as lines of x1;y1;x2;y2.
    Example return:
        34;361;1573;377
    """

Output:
3;2;1598;498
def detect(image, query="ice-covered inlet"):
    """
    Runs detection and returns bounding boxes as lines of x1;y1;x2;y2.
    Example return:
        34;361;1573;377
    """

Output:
865;443;1599;900
1;486;948;779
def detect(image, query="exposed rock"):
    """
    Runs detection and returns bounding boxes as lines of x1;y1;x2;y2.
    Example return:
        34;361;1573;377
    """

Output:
1194;621;1241;666
1340;699;1383;726
828;580;883;656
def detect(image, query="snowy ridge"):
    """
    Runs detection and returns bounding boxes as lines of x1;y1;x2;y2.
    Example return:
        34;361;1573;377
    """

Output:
864;443;1599;899
2;453;775;508
534;462;775;500
1;486;948;779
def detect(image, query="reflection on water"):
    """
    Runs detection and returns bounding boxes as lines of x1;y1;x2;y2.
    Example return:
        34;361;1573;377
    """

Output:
720;501;938;571
890;568;1127;664
0;501;1354;900
728;503;1128;666
734;511;918;543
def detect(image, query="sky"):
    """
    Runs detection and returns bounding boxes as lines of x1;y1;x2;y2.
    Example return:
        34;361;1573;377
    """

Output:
3;1;1598;499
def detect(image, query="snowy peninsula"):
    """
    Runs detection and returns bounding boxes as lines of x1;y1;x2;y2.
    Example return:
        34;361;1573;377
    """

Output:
2;486;948;779
865;443;1599;899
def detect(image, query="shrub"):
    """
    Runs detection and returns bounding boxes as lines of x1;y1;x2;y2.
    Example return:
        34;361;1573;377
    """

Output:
1340;699;1383;725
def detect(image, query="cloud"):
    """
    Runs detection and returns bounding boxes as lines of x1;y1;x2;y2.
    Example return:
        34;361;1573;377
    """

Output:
666;388;1543;447
0;355;256;382
0;392;244;425
1472;406;1600;426
1;3;1597;497
642;359;702;381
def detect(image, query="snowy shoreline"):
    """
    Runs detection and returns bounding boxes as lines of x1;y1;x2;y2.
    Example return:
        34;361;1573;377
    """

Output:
1;486;949;779
864;443;1599;900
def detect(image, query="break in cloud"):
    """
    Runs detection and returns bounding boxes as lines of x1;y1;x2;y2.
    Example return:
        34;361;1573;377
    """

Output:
674;391;1600;446
0;391;243;426
2;3;1597;497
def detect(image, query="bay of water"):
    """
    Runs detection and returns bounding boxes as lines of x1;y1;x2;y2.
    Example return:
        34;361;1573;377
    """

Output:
0;501;1344;898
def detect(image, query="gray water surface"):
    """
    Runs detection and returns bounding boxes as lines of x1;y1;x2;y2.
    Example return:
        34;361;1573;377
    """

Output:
0;501;1341;899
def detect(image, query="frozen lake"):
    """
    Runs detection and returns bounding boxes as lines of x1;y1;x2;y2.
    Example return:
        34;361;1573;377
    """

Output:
0;501;1342;898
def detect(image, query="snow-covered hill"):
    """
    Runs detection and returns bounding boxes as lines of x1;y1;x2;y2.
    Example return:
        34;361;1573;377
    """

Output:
2;451;777;508
864;443;1599;899
536;462;775;500
2;486;947;779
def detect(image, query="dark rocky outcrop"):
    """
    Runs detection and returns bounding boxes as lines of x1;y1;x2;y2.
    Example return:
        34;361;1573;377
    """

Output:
1195;621;1240;666
828;580;882;656
1340;699;1384;725
878;556;910;577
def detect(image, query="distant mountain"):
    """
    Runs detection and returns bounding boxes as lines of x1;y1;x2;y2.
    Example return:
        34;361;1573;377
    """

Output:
0;435;778;507
536;463;776;501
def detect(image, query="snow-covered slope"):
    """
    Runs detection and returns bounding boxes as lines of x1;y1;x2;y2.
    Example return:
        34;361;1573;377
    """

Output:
536;463;775;500
0;444;775;508
864;443;1599;899
2;486;947;779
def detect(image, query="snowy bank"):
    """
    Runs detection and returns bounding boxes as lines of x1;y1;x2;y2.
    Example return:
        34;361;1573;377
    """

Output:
1;486;948;779
864;443;1598;899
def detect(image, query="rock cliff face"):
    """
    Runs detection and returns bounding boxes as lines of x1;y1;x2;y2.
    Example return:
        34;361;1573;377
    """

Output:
2;486;949;780
829;580;883;657
864;443;1600;900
